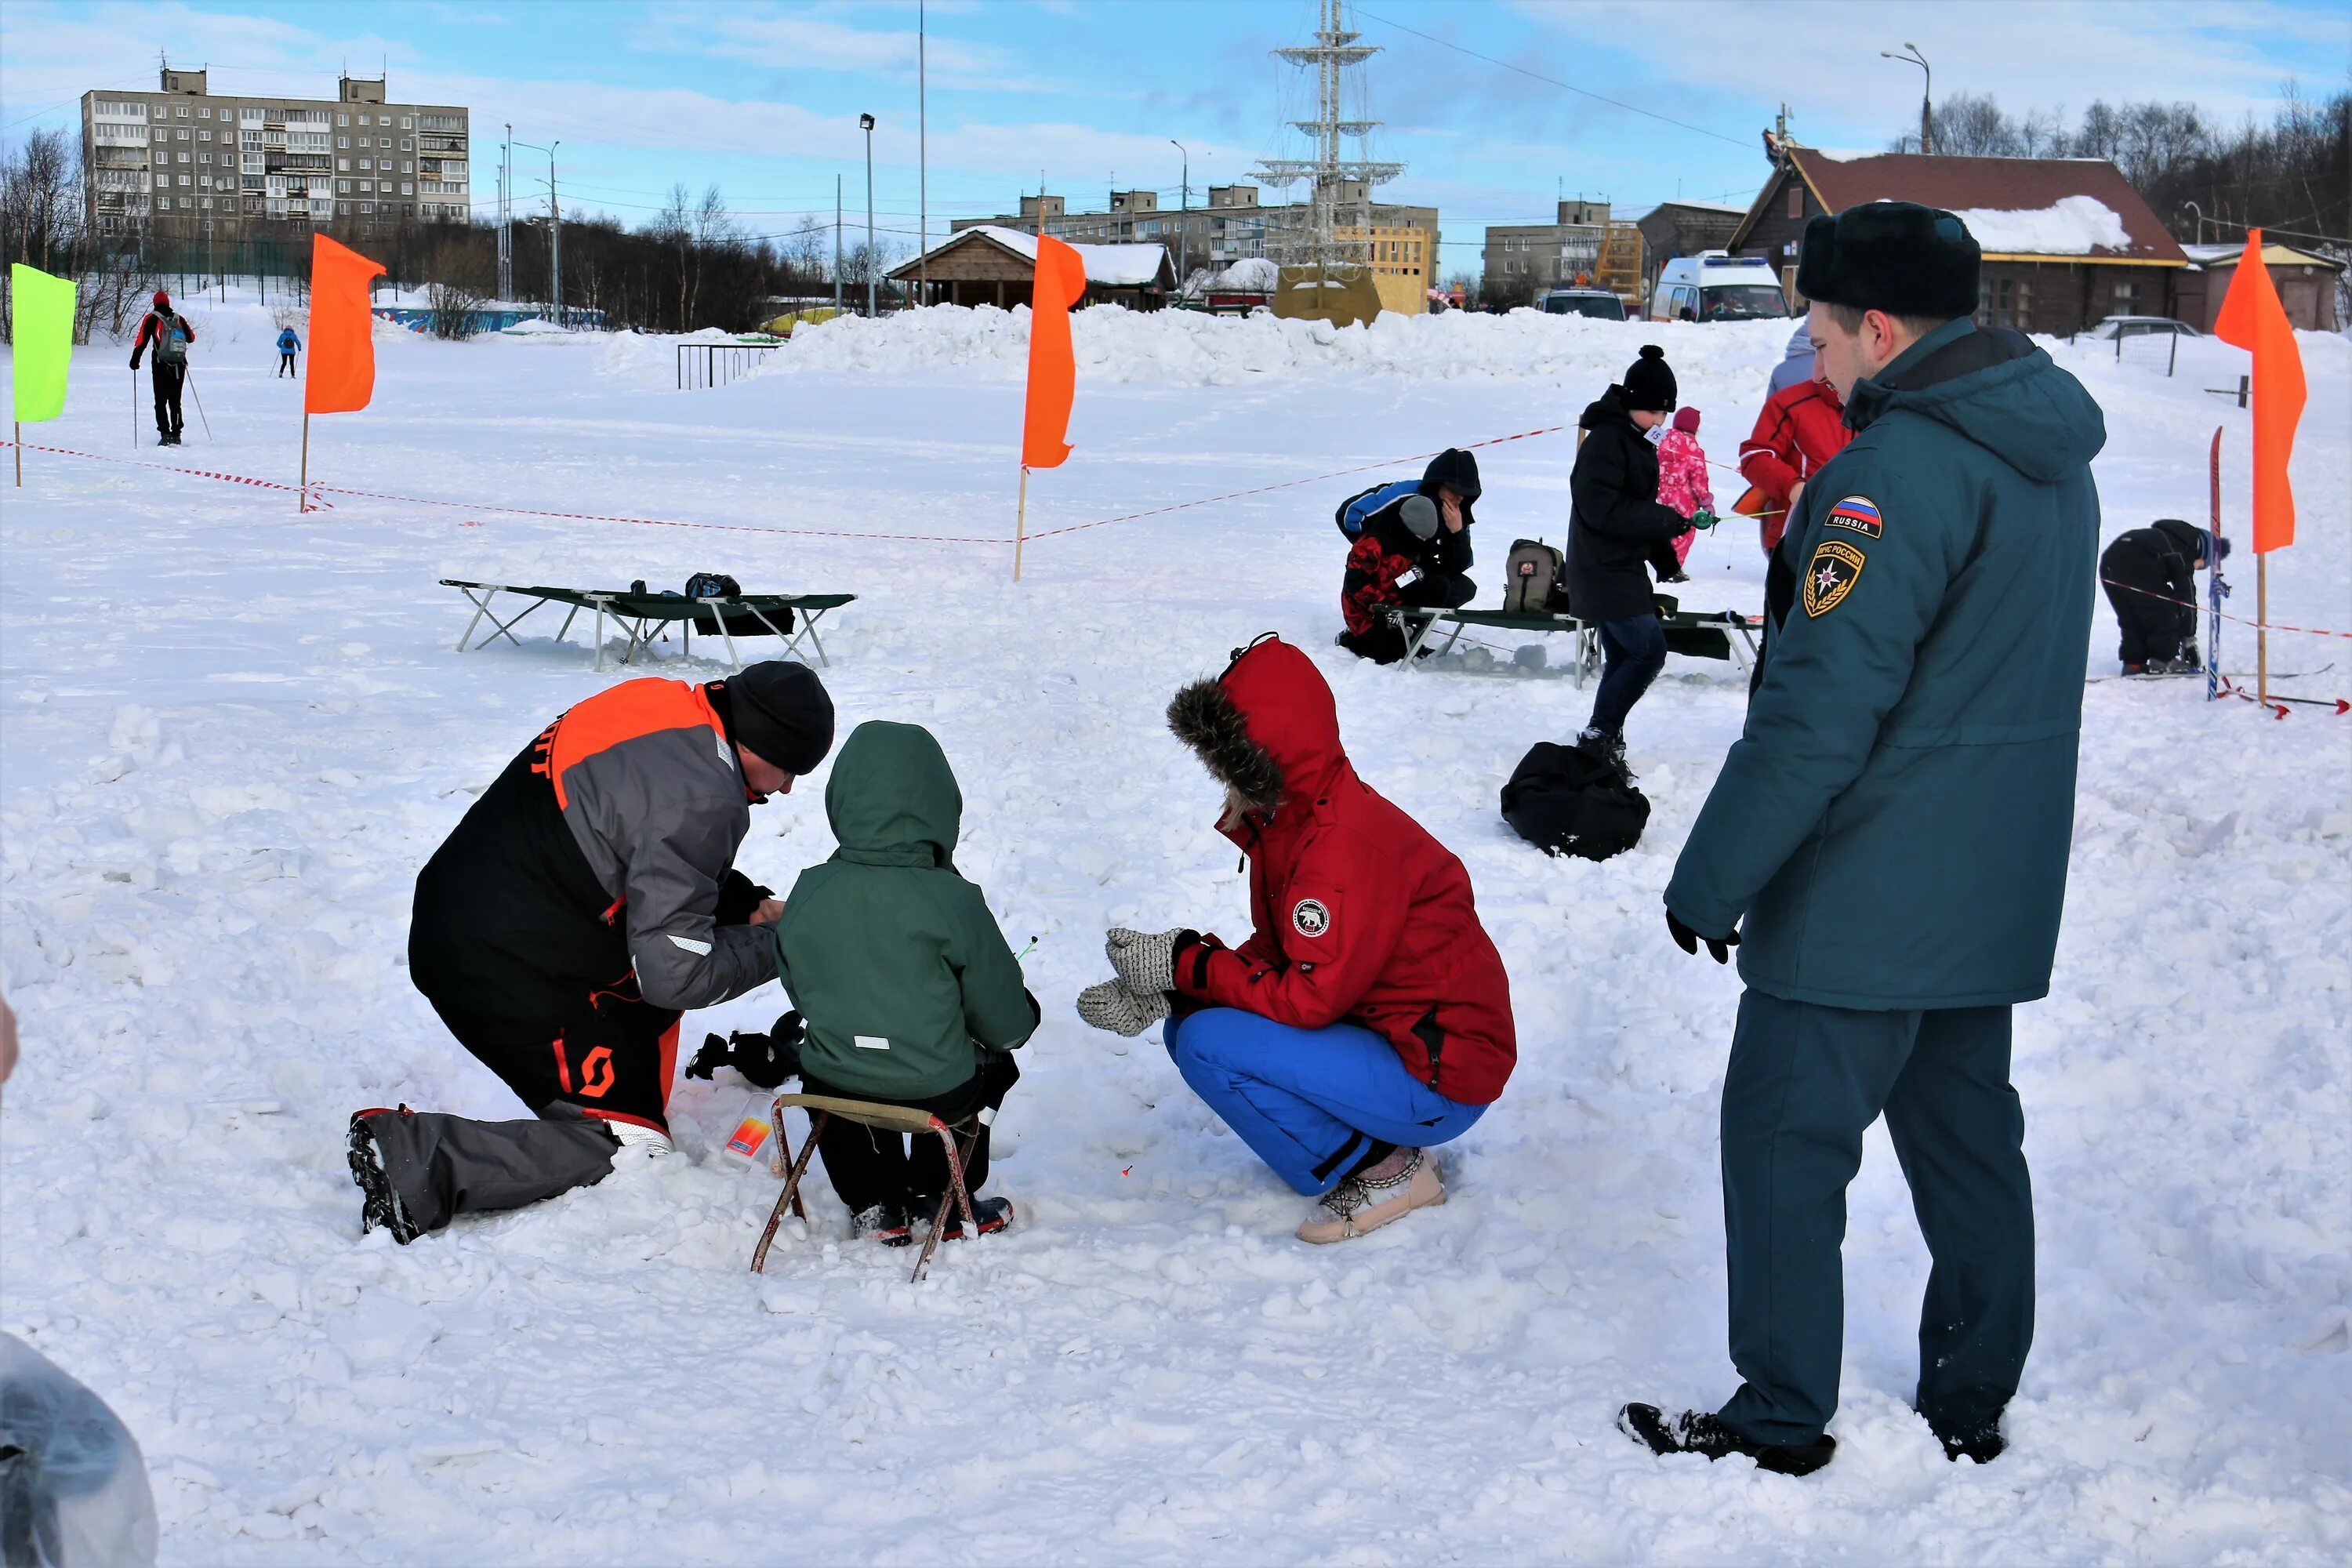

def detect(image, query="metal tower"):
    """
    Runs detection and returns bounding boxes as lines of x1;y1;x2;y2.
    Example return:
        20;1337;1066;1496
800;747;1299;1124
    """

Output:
1254;0;1403;263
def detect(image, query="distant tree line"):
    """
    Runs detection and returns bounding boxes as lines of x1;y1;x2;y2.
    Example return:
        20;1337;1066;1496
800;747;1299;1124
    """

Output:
0;129;157;342
1891;86;2350;249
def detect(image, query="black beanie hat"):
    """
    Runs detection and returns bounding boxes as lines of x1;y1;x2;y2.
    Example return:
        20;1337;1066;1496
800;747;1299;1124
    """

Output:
1797;201;1980;321
728;660;835;775
1621;344;1677;412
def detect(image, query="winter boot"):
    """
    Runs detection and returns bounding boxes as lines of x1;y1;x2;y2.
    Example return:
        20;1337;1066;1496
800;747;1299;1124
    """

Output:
1574;726;1632;781
348;1108;423;1245
1297;1147;1444;1243
928;1194;1015;1240
1617;1404;1836;1476
2119;661;2147;677
851;1202;913;1246
1933;1417;2006;1465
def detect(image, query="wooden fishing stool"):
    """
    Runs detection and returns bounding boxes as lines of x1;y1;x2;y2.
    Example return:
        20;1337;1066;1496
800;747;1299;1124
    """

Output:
750;1094;982;1283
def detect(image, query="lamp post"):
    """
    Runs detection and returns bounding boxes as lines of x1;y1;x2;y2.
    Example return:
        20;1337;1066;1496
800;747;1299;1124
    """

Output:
1170;139;1189;294
514;137;559;321
859;112;877;317
1881;44;1931;154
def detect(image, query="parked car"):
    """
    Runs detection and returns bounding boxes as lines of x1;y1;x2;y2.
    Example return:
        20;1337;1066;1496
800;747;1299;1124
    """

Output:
1539;288;1628;321
2083;315;2201;341
1648;251;1791;322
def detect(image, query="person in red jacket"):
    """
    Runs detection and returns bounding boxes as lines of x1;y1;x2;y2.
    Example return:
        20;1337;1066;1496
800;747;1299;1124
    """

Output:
1737;343;1850;554
128;289;196;446
1074;634;1516;1243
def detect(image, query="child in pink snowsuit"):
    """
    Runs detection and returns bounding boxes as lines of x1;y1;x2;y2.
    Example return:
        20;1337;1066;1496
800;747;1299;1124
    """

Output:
1656;406;1715;567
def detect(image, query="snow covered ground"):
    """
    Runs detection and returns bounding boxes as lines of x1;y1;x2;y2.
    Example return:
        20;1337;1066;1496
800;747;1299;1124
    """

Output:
2;298;2347;1564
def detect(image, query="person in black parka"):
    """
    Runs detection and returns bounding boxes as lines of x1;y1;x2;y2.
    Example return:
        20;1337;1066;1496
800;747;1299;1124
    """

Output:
1563;345;1715;771
2099;518;2223;673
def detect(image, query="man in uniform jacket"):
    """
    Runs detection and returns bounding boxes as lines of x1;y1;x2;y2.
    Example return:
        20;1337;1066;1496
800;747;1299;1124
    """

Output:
1621;202;2106;1475
2099;517;2224;673
349;661;836;1243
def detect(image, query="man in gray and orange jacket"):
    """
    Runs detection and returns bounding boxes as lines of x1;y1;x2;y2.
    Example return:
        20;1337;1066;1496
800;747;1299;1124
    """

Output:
349;662;835;1243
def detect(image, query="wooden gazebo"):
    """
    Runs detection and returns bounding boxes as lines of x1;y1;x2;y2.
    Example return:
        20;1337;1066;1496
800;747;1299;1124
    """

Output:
889;227;1174;310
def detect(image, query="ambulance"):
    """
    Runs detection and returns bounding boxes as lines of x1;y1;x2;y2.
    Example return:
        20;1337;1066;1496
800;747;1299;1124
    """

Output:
1646;251;1791;322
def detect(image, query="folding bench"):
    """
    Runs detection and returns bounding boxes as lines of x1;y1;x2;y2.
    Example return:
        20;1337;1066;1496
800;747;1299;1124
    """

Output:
442;579;854;670
750;1094;985;1283
1397;595;1761;683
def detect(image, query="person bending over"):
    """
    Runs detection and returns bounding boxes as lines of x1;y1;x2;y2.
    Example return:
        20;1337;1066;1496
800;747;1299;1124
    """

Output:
772;721;1039;1244
1334;448;1483;663
349;661;835;1243
1076;634;1515;1243
2100;517;2223;673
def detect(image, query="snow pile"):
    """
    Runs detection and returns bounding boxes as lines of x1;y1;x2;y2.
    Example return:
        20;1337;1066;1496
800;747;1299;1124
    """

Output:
782;301;1794;390
968;224;1170;288
1208;256;1279;292
1953;195;2133;255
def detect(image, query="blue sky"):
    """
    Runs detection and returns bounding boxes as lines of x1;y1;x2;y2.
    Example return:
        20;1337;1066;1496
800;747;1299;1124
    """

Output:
5;0;2343;273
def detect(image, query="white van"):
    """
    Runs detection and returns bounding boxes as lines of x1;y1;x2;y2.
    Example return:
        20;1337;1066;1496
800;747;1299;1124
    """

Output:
1648;251;1791;322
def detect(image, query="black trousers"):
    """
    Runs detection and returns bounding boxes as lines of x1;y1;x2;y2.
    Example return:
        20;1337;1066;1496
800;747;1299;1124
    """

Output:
278;352;296;376
149;364;185;437
423;982;684;1138
1338;572;1478;664
2103;579;2194;666
800;1054;1021;1213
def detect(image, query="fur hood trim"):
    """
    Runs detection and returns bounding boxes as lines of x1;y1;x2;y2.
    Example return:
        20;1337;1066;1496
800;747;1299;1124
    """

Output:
1167;678;1284;814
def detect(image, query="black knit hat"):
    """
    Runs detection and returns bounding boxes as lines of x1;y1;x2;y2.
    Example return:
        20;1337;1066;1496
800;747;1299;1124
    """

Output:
1797;201;1980;321
1621;344;1677;412
728;660;835;775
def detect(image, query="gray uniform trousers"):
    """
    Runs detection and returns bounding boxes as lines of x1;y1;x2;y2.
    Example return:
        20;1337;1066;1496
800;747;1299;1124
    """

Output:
1716;990;2035;1447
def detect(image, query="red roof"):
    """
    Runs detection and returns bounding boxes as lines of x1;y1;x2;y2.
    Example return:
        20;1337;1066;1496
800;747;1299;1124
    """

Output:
1767;150;2187;264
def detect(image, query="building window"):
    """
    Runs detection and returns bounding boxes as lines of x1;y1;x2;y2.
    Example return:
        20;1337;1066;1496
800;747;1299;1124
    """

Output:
401;117;413;129
338;158;349;171
177;129;189;140
401;160;412;172
338;180;351;193
401;181;413;195
400;138;412;151
199;107;211;118
1788;185;1803;220
337;114;349;126
175;106;189;118
361;202;374;213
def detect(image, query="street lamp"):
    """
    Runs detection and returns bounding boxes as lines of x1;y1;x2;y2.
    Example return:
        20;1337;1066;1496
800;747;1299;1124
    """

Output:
1170;139;1189;294
859;113;877;317
514;137;560;321
1881;44;1931;155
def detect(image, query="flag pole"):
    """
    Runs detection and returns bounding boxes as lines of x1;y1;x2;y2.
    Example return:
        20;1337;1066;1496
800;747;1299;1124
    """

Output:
13;421;20;487
299;411;310;514
1014;465;1029;583
2256;554;2269;707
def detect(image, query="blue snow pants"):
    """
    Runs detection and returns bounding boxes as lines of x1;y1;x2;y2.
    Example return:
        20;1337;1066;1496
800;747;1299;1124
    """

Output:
1163;1007;1487;1196
1718;991;2035;1447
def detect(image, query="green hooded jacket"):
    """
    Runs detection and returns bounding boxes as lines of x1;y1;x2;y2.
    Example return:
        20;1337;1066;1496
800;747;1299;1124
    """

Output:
1665;317;2106;1009
773;721;1037;1100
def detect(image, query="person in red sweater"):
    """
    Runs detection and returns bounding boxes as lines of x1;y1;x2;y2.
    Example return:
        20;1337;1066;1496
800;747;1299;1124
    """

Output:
1074;635;1516;1243
1737;342;1850;553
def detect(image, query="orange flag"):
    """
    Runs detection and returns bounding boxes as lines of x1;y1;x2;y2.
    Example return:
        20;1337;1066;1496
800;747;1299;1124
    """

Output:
303;234;388;416
2211;230;2305;554
1020;235;1087;470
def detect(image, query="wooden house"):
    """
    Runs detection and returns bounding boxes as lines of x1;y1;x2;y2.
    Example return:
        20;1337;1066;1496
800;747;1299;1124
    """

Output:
887;226;1175;311
2177;241;2343;332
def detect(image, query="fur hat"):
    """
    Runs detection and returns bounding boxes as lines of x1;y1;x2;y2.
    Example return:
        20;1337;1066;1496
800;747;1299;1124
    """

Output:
1621;344;1676;412
1167;676;1283;815
1796;201;1980;321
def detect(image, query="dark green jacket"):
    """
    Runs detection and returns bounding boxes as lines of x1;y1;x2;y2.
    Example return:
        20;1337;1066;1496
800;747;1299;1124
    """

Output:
1665;318;2105;1009
773;721;1037;1099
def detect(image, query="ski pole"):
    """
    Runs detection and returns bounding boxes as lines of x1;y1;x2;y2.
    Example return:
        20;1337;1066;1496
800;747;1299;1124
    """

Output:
184;368;214;443
130;366;138;448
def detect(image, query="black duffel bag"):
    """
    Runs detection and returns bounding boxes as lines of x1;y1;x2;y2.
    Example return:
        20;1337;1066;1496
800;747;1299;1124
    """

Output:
1499;741;1650;861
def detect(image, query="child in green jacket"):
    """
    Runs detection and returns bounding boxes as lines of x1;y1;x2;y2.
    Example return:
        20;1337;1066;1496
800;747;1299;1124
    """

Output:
772;721;1038;1243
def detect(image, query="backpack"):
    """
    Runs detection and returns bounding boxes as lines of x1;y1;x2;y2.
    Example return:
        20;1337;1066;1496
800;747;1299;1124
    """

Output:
1335;478;1422;541
684;572;742;600
1499;742;1650;861
151;312;188;365
1503;539;1564;615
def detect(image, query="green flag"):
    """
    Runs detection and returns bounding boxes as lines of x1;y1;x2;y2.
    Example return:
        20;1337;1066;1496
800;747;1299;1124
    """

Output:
10;263;76;423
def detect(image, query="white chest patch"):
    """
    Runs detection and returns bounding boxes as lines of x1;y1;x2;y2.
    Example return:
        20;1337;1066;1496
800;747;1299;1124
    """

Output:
854;1035;891;1051
666;934;713;956
1292;898;1331;938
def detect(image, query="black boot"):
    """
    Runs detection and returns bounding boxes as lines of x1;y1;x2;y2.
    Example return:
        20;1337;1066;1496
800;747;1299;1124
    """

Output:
1575;726;1632;780
924;1194;1015;1240
1619;1403;1836;1476
1933;1417;2006;1465
347;1103;621;1242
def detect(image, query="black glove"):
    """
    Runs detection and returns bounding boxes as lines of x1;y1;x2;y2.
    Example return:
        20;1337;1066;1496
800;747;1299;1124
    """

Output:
1667;908;1740;964
713;869;775;927
684;1011;804;1089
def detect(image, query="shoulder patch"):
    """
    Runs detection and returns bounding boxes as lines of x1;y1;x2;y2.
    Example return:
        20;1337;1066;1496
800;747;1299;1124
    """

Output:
1823;495;1882;539
1804;541;1866;618
1291;898;1331;938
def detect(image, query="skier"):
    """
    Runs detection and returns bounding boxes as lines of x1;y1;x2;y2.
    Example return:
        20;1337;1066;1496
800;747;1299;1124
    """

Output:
771;720;1038;1244
2100;517;2225;673
1074;634;1516;1243
348;661;836;1243
1333;448;1482;664
1653;405;1716;579
1738;336;1850;555
1625;202;2105;1475
1563;344;1715;775
275;324;301;378
127;290;194;446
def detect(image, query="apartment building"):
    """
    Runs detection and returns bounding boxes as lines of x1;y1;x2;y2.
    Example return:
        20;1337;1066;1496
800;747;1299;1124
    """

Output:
1482;200;1646;307
82;66;470;237
952;181;1440;312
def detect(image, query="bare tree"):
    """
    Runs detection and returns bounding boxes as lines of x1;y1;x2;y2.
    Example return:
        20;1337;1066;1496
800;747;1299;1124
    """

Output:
0;128;154;343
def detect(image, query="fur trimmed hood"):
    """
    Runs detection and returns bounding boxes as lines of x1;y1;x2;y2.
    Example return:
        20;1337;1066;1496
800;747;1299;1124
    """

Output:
1167;635;1345;816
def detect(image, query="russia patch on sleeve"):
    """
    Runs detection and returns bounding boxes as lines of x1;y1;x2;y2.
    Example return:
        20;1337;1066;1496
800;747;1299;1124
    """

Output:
1804;540;1866;617
1824;495;1883;539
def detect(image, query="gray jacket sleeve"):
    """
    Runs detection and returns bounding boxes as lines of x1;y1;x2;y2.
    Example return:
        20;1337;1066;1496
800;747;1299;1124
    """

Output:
562;726;775;1011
